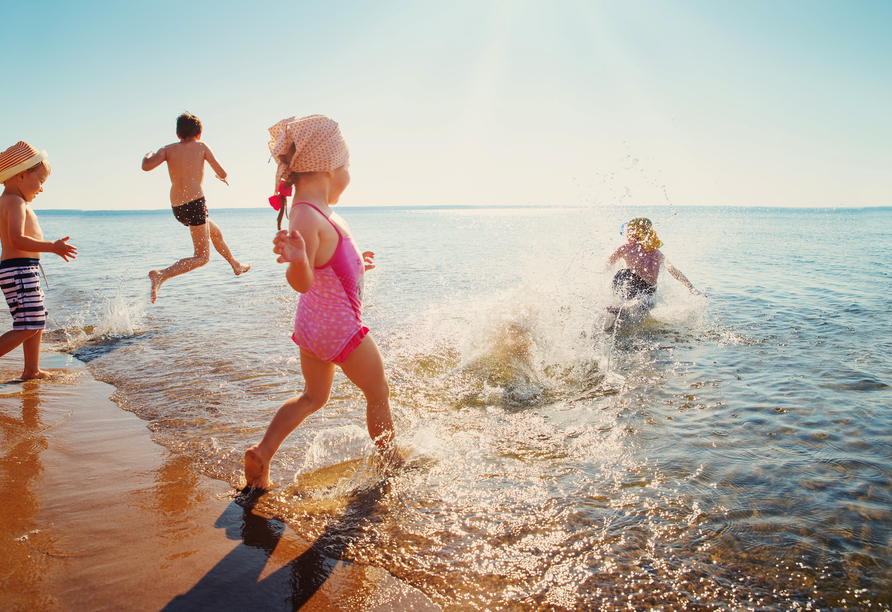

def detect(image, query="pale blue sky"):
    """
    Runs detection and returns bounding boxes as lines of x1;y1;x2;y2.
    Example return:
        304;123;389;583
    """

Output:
3;0;890;210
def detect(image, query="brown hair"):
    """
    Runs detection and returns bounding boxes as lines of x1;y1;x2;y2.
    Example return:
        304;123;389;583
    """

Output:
274;173;295;230
176;113;202;139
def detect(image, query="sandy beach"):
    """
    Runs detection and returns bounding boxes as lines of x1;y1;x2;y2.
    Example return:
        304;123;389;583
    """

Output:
0;353;438;612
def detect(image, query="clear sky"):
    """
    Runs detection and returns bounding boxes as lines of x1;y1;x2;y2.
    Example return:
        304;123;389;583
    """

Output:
4;0;890;210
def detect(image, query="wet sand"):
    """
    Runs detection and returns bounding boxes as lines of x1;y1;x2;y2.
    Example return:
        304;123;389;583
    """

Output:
0;353;438;611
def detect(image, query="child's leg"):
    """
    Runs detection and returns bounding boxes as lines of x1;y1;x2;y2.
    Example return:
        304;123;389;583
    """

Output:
245;350;336;488
20;329;49;379
148;224;212;303
338;335;395;453
207;219;250;275
0;328;47;380
0;328;37;359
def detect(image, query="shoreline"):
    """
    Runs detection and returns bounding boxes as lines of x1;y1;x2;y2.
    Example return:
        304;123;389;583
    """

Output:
0;353;437;611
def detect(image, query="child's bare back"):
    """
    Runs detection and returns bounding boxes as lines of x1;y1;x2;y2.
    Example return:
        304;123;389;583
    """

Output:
164;140;210;205
146;140;227;206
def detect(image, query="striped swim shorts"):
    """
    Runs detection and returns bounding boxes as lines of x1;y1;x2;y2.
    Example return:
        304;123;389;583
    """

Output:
0;258;47;330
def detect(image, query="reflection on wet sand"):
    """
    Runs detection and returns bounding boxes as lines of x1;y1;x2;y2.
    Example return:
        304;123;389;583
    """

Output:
129;453;212;554
0;379;58;612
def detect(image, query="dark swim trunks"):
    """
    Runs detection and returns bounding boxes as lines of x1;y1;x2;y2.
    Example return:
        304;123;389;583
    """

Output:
172;197;208;227
612;268;656;301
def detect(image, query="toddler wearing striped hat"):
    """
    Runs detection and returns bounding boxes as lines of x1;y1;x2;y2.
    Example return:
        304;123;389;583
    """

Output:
0;142;77;379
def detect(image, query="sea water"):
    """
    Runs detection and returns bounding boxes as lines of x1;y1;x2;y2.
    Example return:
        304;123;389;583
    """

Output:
31;204;892;610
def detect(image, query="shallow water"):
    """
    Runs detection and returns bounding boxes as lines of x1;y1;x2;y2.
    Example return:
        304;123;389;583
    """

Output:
33;204;892;610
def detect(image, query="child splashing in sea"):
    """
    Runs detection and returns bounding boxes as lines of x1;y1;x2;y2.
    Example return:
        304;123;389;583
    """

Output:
245;115;396;490
604;217;704;331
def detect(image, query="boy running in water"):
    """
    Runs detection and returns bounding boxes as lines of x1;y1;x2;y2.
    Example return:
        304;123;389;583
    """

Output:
142;113;250;303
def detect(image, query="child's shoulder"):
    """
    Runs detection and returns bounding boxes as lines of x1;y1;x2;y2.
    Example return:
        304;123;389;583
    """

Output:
291;202;326;219
186;140;212;155
615;242;634;254
0;190;24;210
168;139;208;149
167;139;209;158
290;202;331;227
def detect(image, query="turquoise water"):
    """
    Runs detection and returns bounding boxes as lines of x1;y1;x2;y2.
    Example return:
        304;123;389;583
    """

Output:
30;205;892;610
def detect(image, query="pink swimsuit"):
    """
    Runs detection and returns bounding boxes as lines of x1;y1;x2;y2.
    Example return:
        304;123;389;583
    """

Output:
291;203;368;363
613;242;663;286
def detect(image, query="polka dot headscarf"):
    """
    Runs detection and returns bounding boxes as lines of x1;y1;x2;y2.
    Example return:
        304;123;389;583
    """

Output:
268;115;349;188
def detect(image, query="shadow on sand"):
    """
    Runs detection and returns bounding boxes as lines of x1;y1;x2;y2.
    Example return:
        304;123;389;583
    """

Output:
161;485;437;611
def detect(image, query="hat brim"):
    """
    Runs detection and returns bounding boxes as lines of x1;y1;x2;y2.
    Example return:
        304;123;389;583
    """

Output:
0;150;48;184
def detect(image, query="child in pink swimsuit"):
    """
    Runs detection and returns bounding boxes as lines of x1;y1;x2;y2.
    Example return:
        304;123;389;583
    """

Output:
605;217;704;330
245;115;396;489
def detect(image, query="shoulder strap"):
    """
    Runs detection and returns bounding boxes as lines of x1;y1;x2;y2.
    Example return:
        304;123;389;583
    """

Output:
292;201;342;238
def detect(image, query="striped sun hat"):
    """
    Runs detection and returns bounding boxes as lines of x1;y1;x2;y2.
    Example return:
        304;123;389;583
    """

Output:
0;142;48;184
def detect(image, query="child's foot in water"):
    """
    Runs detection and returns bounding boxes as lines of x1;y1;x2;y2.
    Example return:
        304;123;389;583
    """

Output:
244;445;271;489
375;443;408;475
149;270;164;303
20;369;56;380
232;262;251;276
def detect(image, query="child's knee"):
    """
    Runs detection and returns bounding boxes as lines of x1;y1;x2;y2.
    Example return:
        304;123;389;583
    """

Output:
300;388;331;409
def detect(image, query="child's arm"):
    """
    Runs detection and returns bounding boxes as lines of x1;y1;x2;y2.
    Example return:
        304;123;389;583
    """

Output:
202;144;228;185
273;230;311;292
605;245;625;271
664;260;705;296
6;201;77;261
141;146;167;171
273;207;321;293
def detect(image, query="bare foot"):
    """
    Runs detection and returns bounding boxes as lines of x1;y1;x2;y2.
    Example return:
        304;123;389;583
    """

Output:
149;270;163;303
244;445;271;489
20;369;55;380
233;262;251;276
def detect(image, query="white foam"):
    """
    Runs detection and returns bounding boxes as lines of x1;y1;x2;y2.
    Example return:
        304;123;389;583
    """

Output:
93;289;147;337
299;424;369;473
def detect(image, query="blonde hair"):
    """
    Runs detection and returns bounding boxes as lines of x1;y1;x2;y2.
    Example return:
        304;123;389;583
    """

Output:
626;217;663;252
26;159;50;174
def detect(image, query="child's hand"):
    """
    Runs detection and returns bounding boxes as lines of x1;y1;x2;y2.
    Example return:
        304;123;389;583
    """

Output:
53;236;77;262
273;229;307;264
215;175;229;186
362;251;376;271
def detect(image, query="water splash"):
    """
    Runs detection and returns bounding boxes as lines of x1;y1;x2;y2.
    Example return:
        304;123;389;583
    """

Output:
93;290;147;338
300;425;370;474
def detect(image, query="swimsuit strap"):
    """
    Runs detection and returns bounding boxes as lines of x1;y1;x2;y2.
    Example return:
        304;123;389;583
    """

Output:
292;201;343;239
292;202;344;269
